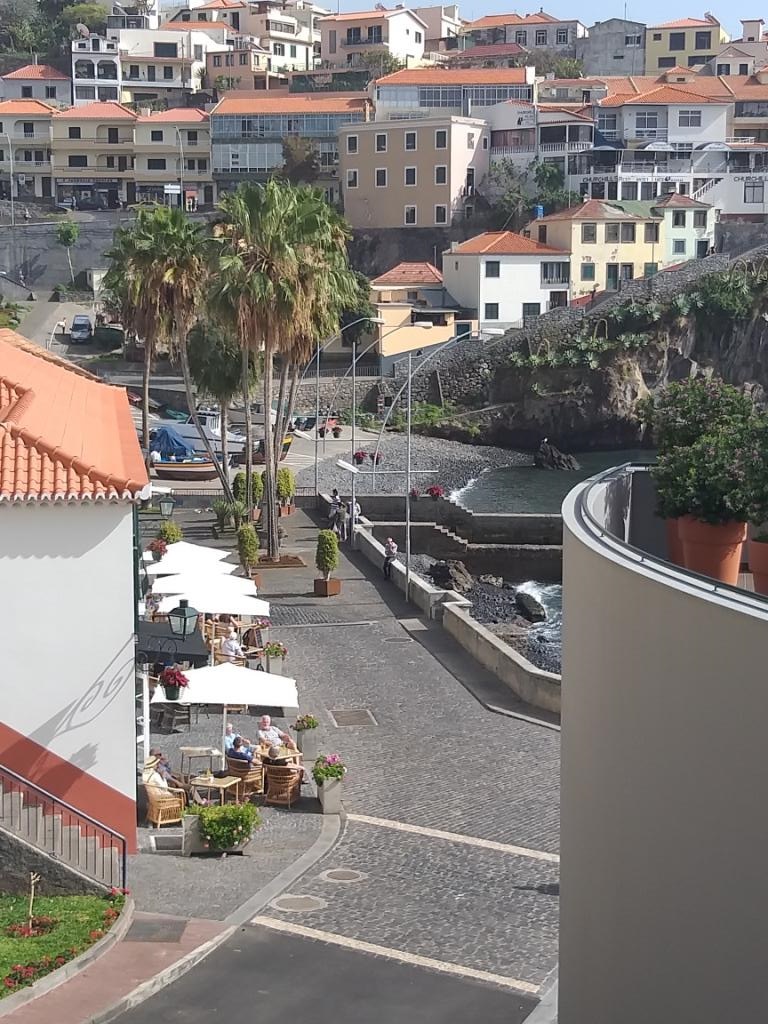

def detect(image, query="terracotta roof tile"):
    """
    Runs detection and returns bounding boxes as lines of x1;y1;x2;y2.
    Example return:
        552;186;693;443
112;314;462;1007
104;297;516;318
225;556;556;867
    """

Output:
534;199;657;223
446;42;526;60
649;17;719;28
652;192;711;208
0;330;148;504
377;67;529;86
317;7;424;21
372;262;444;287
468;11;563;28
599;84;727;106
53;101;137;120
196;0;245;8
2;63;69;81
0;99;56;116
160;19;233;31
212;92;367;114
450;231;569;255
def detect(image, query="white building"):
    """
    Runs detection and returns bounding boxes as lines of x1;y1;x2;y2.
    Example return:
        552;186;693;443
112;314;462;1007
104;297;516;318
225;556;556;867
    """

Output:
0;63;71;105
71;36;122;105
374;65;535;120
0;329;149;855
119;27;216;104
442;230;571;330
412;4;462;53
244;0;321;72
318;7;427;70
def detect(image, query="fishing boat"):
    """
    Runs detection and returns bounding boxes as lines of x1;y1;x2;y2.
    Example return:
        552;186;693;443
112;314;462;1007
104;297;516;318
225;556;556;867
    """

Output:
150;425;225;482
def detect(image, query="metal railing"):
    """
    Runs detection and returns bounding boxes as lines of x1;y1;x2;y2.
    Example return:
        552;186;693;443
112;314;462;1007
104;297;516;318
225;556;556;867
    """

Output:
0;764;126;889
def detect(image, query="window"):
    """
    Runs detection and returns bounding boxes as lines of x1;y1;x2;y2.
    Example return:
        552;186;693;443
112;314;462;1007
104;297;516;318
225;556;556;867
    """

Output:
274;42;285;56
147;66;156;81
538;225;547;243
435;165;447;185
515;30;527;45
694;210;707;227
695;30;711;49
68;127;81;140
346;169;358;188
290;44;297;57
669;32;685;50
105;155;114;168
672;239;686;255
625;34;642;46
23;150;31;161
581;223;597;243
672;210;686;227
467;132;475;149
653;32;661;40
44;85;57;99
605;223;620;243
151;129;163;142
635;111;658;133
485;261;500;278
620;264;634;281
188;131;198;145
658;57;676;68
620;223;636;242
21;86;32;98
644;222;659;243
213;55;222;67
435;204;447;224
375;168;387;187
162;66;173;79
581;262;595;281
346;135;358;154
415;31;422;43
22;122;33;137
198;158;207;171
484;303;499;320
154;42;177;57
404;166;416;185
522;302;541;318
740;63;749;75
716;63;730;75
68;155;87;167
239;53;248;65
328;29;336;54
107;127;118;144
405;131;416;151
435;129;447;149
376;133;387;152
679;109;701;127
621;181;638;200
535;29;547;45
148;158;166;170
556;28;568;44
404;205;417;225
644;262;658;277
187;158;196;171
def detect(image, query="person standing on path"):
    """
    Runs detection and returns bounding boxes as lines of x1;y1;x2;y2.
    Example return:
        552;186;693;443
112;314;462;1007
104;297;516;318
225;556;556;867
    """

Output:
383;537;398;579
336;502;349;542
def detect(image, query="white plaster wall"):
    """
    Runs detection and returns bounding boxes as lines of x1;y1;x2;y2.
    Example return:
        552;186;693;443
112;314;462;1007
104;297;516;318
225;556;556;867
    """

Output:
666;103;729;144
0;503;137;802
386;12;426;63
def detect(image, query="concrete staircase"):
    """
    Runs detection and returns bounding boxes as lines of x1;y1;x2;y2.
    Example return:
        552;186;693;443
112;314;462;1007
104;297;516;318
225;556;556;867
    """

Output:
0;773;123;889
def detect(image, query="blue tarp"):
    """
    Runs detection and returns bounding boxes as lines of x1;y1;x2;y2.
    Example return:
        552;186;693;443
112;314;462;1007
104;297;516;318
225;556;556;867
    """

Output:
151;425;194;459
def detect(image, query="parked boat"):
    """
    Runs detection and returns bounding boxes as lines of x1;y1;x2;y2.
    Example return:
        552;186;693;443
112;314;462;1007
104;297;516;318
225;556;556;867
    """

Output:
154;460;221;482
150;425;226;483
253;435;293;464
153;409;247;459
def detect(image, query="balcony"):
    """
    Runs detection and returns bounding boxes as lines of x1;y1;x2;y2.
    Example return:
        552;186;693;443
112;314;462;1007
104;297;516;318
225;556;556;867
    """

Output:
539;140;593;153
541;273;570;286
491;145;536;156
341;36;386;47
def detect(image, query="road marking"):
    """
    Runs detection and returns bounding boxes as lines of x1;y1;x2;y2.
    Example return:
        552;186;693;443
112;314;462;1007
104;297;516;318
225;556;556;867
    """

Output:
346;814;559;864
251;916;540;996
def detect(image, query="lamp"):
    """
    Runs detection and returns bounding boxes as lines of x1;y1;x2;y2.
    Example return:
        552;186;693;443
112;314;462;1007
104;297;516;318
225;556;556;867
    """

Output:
168;598;199;638
159;496;175;518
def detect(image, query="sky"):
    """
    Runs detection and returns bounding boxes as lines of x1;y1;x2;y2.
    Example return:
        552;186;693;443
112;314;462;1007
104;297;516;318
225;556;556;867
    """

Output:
334;1;744;39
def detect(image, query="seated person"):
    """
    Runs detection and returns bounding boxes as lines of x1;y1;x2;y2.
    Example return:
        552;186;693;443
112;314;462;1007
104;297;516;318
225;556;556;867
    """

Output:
224;722;253;754
257;714;297;751
262;744;291;766
146;750;210;805
142;754;168;789
221;628;245;662
150;748;182;786
229;736;254;764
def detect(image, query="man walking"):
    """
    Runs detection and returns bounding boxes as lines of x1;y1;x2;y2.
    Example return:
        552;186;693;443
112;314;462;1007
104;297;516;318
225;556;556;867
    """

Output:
383;537;397;579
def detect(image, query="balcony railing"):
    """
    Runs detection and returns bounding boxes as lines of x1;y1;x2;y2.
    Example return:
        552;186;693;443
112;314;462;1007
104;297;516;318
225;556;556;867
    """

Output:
539;140;593;153
341;36;385;47
541;275;570;286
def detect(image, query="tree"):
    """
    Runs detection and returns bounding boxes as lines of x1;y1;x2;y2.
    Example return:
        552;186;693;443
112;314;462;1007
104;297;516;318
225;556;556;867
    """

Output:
339;270;376;348
486;159;533;230
525;49;583;78
55;220;80;284
214;74;240;92
59;1;109;34
353;50;404;80
530;160;581;216
280;135;320;186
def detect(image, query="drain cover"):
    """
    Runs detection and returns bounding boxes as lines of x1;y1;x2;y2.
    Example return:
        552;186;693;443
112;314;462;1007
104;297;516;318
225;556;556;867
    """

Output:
328;708;377;727
270;894;328;913
319;868;367;883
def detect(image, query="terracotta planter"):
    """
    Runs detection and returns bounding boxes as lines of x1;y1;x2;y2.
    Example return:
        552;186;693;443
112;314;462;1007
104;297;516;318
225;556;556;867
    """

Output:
748;538;768;595
678;517;747;585
278;503;294;517
314;577;341;597
250;508;261;524
250;571;262;589
664;517;685;566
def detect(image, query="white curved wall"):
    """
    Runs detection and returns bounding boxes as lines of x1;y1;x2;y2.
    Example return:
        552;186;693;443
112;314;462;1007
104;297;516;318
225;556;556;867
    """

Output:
560;472;768;1024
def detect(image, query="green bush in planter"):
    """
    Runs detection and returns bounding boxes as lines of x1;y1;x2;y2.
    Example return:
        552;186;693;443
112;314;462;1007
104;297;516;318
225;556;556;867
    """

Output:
186;803;260;850
229;500;247;529
638;378;756;453
157;520;183;544
212;498;230;531
233;471;264;505
276;467;296;505
316;529;339;580
237;523;260;574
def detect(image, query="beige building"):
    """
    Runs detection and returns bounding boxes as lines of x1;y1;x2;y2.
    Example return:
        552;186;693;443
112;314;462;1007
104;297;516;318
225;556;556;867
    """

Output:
133;108;213;208
318;7;427;69
0;99;55;201
338;115;489;229
51;100;137;208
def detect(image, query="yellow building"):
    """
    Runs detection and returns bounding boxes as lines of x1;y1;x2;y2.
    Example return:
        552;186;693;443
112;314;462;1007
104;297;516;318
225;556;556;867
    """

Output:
51;100;136;209
645;15;729;74
0;99;54;201
526;200;663;297
134;108;213;208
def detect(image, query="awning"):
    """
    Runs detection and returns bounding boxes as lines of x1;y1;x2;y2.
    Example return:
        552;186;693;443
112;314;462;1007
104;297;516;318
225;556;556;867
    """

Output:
151;662;298;710
136;621;209;667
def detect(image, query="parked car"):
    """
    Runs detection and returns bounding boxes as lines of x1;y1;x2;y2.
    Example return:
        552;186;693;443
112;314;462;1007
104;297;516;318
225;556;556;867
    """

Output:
69;315;93;343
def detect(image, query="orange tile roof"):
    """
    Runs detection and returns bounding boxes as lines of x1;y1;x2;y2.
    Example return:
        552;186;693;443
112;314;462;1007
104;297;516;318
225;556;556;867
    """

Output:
160;19;233;31
377;67;529;86
538;103;594;120
2;63;69;80
652;192;711;208
213;92;368;114
468;11;562;28
0;99;56;116
138;108;209;123
197;0;245;7
0;330;148;504
372;262;444;287
649;17;719;28
599;84;727;106
53;101;137;120
317;7;424;21
451;231;569;255
534;199;655;223
446;42;526;60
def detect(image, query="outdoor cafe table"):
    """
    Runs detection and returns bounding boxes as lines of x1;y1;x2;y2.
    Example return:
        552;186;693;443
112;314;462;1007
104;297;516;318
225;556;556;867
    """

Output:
190;774;241;805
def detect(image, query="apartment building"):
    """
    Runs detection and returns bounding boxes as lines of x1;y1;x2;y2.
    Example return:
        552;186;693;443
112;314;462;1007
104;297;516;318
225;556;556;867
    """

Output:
245;0;321;72
374;66;535;120
464;11;586;54
488;100;593;174
119;27;218;105
412;5;462;53
338;115;488;228
527;200;663;296
51;101;137;208
575;19;646;77
442;231;571;330
0;100;55;201
134;108;213;208
595;84;730;149
211;91;367;201
71;36;122;105
318;7;427;70
616;193;715;262
645;15;729;73
0;64;71;105
206;39;277;91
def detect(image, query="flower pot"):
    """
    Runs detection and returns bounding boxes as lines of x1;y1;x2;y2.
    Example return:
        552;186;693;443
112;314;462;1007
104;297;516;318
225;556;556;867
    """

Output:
748;538;768;595
279;504;294;518
664;517;685;566
314;577;341;597
182;815;251;857
266;655;283;675
678;517;747;586
251;508;262;524
318;777;342;815
163;685;180;701
151;550;162;562
296;729;318;760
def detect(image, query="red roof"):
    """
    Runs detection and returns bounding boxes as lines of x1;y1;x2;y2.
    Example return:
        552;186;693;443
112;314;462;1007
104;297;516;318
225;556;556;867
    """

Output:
213;92;367;114
377;67;529;86
535;199;655;223
600;85;726;107
0;100;56;116
317;7;425;23
469;11;563;28
2;63;69;81
450;231;569;256
652;192;711;209
196;0;245;8
53;101;137;120
0;331;148;504
372;262;443;287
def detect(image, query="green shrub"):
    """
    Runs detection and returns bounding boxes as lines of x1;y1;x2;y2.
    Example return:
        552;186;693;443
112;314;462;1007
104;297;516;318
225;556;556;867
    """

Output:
276;467;295;504
315;529;339;580
237;523;260;573
212;499;230;530
157;520;183;544
186;803;260;850
230;500;246;529
638;378;756;453
233;471;264;505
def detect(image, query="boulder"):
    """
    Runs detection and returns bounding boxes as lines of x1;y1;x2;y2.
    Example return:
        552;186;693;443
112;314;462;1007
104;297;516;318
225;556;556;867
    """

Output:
478;574;503;588
533;439;580;471
429;559;474;594
516;589;547;623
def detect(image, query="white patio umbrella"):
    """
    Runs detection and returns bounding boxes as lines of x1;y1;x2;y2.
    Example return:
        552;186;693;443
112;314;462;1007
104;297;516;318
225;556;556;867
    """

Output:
151;572;256;596
164;541;229;562
145;553;237;577
154;591;270;618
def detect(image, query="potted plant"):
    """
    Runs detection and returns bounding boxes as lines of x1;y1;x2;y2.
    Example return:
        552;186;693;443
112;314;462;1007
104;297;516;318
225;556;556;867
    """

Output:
148;538;167;562
159;665;188;701
409;487;420;501
318;425;326;438
353;450;367;466
426;484;444;502
229;500;247;530
312;754;346;814
748;530;768;595
370;451;382;465
212;499;230;533
237;523;261;586
314;529;341;597
157;520;183;544
264;640;287;674
276;467;296;516
332;424;342;439
182;803;260;856
294;713;319;758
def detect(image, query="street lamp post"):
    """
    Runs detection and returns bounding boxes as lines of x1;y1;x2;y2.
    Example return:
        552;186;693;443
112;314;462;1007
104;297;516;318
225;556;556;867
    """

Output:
1;132;15;228
174;127;185;210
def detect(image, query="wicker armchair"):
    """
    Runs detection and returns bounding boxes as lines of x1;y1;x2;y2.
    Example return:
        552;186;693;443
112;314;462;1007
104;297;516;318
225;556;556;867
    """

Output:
226;756;264;800
264;765;302;808
145;784;186;827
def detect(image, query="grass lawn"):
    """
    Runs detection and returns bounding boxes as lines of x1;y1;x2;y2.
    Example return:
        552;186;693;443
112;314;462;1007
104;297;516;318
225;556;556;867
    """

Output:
0;893;122;997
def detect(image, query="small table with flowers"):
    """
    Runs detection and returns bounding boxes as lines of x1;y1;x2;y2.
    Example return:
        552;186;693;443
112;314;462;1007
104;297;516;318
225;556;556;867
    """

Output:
189;774;241;806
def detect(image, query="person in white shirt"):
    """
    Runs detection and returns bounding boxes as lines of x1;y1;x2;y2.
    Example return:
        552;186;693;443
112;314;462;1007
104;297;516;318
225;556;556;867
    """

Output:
221;628;245;662
383;537;397;579
257;714;297;751
142;755;168;790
